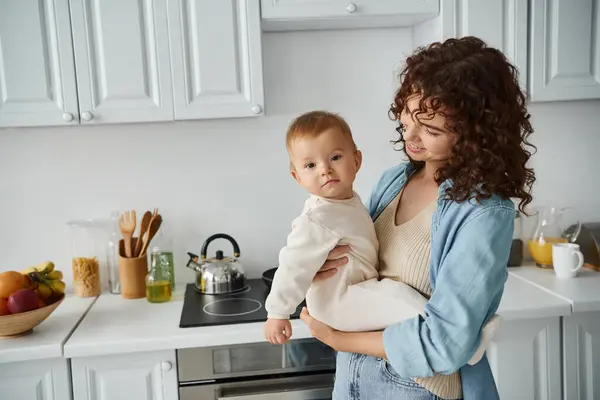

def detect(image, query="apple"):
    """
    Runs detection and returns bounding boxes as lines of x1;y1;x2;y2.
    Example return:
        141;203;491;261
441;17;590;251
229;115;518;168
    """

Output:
7;289;39;314
0;298;9;315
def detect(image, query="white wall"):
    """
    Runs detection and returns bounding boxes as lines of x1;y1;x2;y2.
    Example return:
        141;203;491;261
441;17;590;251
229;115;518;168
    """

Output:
1;28;599;291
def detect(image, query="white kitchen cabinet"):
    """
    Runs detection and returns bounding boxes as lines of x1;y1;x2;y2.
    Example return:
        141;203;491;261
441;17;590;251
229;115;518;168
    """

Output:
71;350;178;400
1;0;264;128
261;0;440;31
168;0;264;120
486;317;562;400
529;0;600;102
69;0;174;124
413;0;529;90
0;0;79;128
562;312;600;400
0;358;72;400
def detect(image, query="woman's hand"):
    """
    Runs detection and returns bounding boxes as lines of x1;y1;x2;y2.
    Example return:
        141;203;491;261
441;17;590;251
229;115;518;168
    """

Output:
300;307;337;348
313;245;350;283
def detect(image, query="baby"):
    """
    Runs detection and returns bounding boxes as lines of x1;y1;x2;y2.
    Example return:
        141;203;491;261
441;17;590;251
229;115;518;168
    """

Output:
264;111;498;365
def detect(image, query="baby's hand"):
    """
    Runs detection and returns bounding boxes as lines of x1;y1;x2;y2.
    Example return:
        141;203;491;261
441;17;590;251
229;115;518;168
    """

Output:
264;318;292;344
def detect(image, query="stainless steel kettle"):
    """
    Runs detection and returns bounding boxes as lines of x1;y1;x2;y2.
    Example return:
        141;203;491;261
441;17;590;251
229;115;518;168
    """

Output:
186;233;246;294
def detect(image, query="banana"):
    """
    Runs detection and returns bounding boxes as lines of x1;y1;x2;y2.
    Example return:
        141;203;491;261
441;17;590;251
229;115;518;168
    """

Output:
36;261;55;274
21;267;37;275
47;270;63;281
48;280;66;294
36;283;53;301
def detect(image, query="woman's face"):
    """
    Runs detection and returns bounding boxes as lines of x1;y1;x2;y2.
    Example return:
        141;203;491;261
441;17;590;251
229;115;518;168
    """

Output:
399;95;456;165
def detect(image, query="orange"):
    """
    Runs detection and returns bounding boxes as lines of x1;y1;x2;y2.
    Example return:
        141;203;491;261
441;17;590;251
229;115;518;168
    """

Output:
0;271;31;299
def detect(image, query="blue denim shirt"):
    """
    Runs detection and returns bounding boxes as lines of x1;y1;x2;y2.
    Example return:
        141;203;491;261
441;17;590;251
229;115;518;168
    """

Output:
369;163;514;400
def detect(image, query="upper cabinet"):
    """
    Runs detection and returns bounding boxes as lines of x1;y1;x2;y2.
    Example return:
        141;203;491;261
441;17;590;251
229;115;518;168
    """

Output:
413;0;600;103
414;0;529;92
0;0;79;128
0;0;264;128
529;0;600;102
69;0;173;125
168;0;264;120
261;0;440;31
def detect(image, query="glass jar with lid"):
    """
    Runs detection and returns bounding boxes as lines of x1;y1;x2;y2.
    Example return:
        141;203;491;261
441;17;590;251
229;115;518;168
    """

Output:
67;220;101;297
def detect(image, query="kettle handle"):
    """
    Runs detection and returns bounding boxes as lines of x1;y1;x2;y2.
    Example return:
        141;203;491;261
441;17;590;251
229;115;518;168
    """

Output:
201;233;241;259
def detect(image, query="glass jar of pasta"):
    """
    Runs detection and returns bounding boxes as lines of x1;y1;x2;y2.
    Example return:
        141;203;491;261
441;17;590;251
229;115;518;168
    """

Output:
67;220;101;297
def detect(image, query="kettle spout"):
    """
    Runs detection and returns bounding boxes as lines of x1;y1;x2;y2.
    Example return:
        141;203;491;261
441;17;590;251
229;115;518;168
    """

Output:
186;252;204;272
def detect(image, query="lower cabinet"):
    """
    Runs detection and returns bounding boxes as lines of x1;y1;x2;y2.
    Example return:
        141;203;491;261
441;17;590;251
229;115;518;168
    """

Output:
562;311;600;400
487;317;562;400
0;357;72;400
71;350;178;400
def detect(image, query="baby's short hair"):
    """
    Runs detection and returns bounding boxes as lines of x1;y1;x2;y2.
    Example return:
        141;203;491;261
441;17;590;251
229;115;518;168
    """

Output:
285;111;357;151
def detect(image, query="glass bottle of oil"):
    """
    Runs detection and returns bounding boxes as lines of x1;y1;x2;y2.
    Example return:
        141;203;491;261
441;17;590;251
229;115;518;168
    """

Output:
146;248;172;303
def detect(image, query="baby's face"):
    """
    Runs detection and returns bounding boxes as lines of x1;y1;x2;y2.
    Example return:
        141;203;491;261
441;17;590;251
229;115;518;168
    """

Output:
289;129;361;200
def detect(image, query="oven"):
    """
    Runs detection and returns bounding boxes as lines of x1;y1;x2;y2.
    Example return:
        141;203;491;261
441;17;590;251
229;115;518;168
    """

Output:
177;338;336;399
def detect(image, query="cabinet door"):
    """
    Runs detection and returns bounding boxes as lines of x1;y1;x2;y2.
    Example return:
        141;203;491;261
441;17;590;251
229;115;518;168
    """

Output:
168;0;264;120
0;0;79;128
486;317;562;400
563;312;600;400
71;350;178;400
452;0;528;90
69;0;173;124
413;1;528;90
529;0;600;102
0;358;71;400
261;0;439;19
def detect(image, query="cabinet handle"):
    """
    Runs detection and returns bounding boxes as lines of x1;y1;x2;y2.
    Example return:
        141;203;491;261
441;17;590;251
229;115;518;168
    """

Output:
62;112;74;122
251;104;262;115
346;3;357;13
161;361;172;371
81;111;93;121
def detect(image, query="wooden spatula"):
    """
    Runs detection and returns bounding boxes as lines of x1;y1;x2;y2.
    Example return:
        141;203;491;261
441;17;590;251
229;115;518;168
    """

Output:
139;214;162;257
133;211;152;257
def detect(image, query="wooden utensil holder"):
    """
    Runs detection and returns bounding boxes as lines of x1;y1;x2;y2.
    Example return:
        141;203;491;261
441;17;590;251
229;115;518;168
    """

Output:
118;238;148;299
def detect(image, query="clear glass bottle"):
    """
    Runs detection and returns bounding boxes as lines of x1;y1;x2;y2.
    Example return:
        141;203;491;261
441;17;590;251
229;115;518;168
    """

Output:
146;248;172;303
150;226;175;291
106;211;121;294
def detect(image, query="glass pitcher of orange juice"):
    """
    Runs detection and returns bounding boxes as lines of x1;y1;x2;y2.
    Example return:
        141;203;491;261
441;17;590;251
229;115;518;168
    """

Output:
528;207;582;268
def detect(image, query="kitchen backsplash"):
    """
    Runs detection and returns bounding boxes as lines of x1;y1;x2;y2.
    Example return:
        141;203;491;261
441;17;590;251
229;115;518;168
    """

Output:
1;28;599;290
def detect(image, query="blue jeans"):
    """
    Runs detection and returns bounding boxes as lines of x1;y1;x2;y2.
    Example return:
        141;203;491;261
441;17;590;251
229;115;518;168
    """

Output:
333;352;459;400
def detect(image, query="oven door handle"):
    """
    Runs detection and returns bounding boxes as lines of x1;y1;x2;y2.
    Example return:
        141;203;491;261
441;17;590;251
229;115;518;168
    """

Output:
217;386;332;399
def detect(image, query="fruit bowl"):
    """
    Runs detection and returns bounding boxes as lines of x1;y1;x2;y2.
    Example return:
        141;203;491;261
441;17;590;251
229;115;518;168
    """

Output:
0;294;65;338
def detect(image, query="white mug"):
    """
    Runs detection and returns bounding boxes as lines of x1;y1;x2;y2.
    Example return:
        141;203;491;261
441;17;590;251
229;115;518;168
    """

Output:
552;243;584;279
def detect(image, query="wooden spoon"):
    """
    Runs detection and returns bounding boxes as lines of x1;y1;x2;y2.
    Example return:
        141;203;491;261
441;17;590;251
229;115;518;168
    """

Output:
139;214;162;257
118;210;136;258
133;211;152;257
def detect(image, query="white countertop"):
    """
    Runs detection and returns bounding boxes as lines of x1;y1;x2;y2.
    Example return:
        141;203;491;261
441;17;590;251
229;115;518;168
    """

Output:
63;291;313;358
509;264;600;313
0;295;96;364
497;274;571;320
63;274;572;359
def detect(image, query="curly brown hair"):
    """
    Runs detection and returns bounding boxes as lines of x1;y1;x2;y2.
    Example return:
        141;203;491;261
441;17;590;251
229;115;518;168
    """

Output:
389;36;535;214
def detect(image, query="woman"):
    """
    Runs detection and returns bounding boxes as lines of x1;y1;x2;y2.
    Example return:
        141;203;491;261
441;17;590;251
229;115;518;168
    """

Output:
299;36;535;399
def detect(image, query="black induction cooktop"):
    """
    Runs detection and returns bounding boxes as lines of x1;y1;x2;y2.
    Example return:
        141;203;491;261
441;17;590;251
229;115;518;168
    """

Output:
179;278;304;328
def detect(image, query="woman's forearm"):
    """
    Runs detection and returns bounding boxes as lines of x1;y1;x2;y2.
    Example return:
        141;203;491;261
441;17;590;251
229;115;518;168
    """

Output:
332;330;387;358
